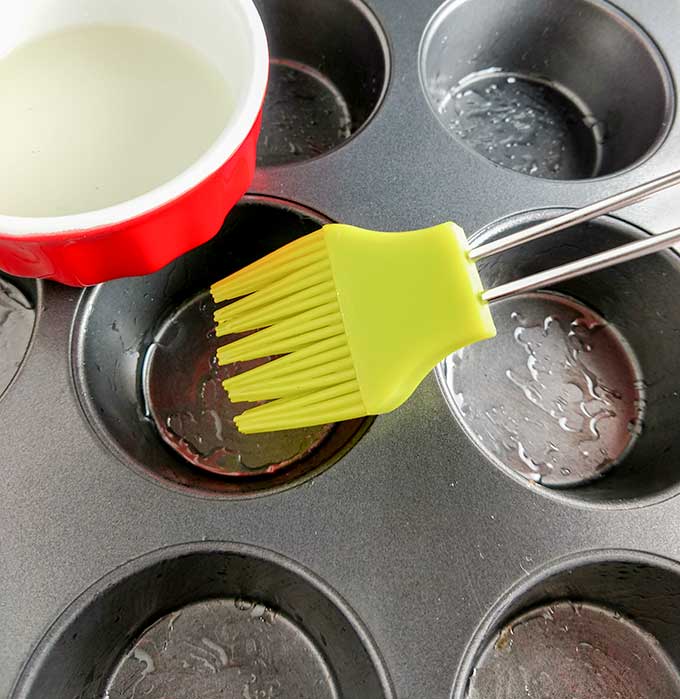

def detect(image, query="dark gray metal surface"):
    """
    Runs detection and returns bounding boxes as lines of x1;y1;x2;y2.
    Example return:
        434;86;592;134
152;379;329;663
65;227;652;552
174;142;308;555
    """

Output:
4;0;680;697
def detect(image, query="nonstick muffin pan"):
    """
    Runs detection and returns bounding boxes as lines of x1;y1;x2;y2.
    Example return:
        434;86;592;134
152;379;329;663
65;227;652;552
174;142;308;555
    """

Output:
6;0;680;697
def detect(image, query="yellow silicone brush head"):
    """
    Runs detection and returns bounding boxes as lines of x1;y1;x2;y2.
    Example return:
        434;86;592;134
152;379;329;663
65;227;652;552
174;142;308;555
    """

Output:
211;223;495;433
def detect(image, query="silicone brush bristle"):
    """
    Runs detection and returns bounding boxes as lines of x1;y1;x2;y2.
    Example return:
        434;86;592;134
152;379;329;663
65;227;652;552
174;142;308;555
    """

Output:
210;231;366;433
211;233;327;303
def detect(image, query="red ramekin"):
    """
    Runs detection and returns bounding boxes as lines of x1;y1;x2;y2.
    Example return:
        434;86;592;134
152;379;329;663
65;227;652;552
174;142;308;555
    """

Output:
0;0;269;286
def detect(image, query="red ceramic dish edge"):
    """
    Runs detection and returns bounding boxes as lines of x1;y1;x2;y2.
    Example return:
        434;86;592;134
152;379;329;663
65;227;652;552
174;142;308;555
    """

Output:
0;113;262;286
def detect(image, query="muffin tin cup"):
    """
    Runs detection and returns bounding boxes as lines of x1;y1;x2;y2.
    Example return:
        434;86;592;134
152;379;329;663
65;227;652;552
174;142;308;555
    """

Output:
11;542;394;699
453;550;680;699
0;274;40;402
420;0;674;180
71;196;372;497
254;0;389;166
438;210;680;508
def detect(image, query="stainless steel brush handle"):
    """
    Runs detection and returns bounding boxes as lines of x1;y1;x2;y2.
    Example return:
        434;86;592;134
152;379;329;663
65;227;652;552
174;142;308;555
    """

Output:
483;225;680;303
470;168;680;262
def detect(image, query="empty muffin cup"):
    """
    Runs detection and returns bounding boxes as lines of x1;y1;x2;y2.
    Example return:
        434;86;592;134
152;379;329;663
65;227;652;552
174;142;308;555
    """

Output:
11;543;393;699
0;274;38;401
420;0;674;179
437;211;680;507
254;0;389;166
454;551;680;698
71;197;371;497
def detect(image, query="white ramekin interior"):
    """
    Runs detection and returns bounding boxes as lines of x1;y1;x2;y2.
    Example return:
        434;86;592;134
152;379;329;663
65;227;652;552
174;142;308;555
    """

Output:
0;0;268;236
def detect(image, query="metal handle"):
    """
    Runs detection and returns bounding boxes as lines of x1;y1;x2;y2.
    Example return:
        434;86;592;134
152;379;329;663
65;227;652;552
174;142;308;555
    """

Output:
469;168;680;262
483;225;680;303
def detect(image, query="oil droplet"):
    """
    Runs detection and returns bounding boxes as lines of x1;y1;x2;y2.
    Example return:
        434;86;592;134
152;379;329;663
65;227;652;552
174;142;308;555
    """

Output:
431;69;604;180
443;292;644;487
104;599;337;698
257;61;352;167
467;602;680;699
142;290;335;476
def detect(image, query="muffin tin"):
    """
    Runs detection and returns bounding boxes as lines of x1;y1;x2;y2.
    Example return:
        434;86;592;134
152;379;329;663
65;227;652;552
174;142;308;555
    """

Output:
5;0;680;697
